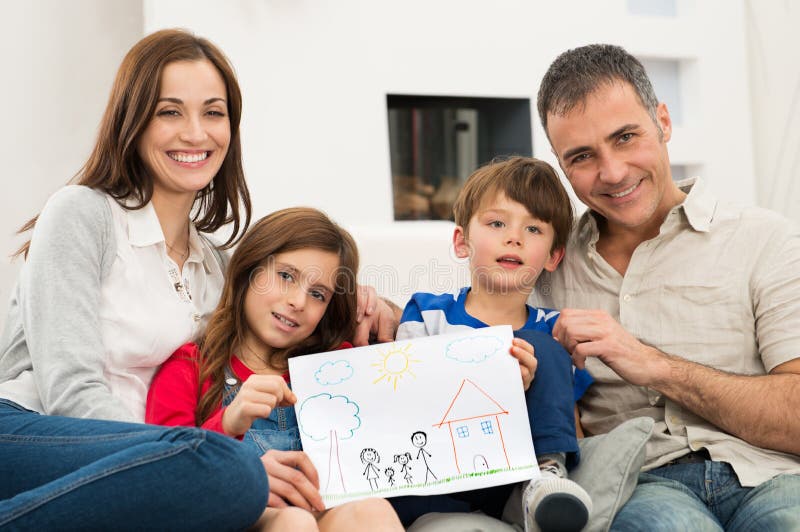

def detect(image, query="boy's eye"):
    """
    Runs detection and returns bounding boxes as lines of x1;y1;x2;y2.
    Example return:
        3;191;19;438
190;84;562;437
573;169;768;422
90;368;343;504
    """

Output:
489;220;504;228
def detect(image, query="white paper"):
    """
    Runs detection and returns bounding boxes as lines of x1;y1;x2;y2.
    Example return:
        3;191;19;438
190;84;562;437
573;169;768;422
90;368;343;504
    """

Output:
288;325;539;507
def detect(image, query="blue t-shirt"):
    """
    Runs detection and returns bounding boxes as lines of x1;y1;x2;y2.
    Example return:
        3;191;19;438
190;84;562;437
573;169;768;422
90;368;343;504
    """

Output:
397;287;592;401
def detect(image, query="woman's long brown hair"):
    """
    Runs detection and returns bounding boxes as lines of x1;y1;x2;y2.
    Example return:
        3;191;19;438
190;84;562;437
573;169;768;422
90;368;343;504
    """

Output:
195;207;359;425
15;28;251;257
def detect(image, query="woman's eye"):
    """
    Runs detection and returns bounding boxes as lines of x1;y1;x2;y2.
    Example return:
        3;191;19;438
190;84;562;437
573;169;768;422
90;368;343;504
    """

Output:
156;109;180;117
278;271;293;282
207;110;227;117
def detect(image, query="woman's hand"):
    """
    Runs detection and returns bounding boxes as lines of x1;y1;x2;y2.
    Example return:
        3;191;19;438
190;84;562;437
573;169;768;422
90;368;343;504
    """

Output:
509;338;537;391
221;375;296;437
353;285;401;346
261;449;325;511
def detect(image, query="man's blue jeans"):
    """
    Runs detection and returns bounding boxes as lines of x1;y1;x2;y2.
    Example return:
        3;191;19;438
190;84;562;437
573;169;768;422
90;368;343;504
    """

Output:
0;399;268;531
612;459;800;531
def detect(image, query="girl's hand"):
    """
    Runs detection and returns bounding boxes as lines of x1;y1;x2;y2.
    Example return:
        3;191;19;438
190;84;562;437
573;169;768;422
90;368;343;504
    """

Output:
261;449;325;511
221;375;296;437
509;338;537;391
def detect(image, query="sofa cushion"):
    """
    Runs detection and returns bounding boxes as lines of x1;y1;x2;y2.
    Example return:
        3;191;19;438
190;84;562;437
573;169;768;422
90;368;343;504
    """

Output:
571;416;654;532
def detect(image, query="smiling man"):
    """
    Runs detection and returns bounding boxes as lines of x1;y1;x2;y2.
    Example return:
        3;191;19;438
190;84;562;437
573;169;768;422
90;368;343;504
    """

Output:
532;44;800;530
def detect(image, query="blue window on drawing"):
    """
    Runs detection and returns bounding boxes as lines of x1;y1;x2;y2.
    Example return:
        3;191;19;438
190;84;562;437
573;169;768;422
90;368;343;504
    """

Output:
456;425;469;438
481;420;493;434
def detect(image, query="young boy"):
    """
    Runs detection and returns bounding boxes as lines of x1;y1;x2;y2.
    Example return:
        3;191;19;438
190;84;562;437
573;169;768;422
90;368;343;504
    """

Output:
396;157;593;532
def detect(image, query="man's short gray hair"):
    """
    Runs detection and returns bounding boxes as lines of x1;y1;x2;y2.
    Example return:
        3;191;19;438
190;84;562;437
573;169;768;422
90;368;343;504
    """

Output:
537;44;660;135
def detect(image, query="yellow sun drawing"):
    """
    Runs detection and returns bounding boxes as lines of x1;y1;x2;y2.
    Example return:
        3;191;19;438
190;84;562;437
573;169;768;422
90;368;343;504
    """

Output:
372;343;421;391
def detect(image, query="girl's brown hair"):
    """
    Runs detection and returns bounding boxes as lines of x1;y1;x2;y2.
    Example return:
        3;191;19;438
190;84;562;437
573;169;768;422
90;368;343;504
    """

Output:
195;207;359;425
16;28;251;257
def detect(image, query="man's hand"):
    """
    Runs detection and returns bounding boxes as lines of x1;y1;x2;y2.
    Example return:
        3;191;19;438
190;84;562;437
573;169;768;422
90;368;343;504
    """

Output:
353;285;401;346
509;338;537;391
552;308;669;387
260;449;325;511
221;375;296;437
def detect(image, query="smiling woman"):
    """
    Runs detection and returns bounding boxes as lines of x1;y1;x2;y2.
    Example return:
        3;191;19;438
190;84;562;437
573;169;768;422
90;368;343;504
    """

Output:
0;29;270;530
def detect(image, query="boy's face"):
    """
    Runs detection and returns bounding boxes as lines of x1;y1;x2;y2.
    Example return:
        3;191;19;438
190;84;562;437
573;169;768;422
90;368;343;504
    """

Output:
454;193;564;294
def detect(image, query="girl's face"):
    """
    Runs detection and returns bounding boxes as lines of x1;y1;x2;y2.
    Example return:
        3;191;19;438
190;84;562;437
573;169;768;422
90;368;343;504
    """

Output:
137;59;230;205
243;248;340;358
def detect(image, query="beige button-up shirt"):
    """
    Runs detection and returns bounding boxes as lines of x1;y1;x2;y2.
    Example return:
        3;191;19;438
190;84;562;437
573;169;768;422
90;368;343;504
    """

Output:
531;178;800;486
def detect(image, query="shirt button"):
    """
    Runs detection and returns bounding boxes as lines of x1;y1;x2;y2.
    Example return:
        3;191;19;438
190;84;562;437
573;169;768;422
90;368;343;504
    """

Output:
192;313;201;322
623;294;632;302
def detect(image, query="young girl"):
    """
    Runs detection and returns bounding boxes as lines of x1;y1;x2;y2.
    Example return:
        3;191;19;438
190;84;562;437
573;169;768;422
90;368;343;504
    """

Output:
146;207;402;532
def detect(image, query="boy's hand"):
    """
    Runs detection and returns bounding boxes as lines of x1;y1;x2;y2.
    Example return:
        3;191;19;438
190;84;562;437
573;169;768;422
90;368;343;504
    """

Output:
221;375;296;437
260;449;325;511
509;338;537;391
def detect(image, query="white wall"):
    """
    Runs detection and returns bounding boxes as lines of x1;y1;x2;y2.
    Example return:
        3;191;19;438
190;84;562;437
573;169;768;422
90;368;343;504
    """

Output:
0;0;143;318
745;0;800;222
2;0;790;324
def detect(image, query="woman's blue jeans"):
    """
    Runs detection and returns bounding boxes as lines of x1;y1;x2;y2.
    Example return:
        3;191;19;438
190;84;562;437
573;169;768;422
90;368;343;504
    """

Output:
612;460;800;531
0;399;268;531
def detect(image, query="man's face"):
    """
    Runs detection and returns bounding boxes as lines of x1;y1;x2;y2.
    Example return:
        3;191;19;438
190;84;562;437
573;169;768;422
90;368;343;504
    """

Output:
412;432;426;447
546;82;678;233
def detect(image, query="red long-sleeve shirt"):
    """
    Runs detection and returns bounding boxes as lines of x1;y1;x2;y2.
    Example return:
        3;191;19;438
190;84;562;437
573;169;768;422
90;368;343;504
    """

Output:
145;342;287;436
146;341;351;437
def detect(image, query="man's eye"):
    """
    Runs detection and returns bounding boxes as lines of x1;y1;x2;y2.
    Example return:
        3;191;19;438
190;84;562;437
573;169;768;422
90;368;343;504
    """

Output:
619;132;634;143
572;153;590;164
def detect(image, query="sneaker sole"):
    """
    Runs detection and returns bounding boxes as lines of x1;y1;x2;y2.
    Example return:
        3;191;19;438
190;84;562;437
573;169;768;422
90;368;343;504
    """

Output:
534;492;589;532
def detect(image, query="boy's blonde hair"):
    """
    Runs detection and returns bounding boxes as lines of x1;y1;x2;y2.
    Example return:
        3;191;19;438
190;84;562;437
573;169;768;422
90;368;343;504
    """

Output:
452;156;573;252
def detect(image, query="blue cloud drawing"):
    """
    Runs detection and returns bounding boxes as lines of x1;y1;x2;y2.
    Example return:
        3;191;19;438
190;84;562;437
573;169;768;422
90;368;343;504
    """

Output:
314;360;354;385
446;336;503;363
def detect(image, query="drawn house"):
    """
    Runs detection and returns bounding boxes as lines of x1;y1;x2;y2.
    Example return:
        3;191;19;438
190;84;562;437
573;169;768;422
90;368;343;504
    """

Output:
434;379;510;474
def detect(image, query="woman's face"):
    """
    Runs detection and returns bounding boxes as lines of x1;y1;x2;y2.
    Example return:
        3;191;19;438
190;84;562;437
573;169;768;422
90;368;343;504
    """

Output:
137;59;230;204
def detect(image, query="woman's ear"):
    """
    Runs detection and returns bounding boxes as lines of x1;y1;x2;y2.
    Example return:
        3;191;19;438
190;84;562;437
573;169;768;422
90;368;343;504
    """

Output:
543;246;565;272
453;226;470;259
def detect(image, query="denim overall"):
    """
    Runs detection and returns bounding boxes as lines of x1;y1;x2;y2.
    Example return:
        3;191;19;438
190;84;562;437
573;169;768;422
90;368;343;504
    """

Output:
222;370;302;454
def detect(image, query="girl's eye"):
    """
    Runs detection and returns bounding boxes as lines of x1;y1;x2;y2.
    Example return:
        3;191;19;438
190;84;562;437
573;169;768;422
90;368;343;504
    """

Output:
489;220;504;228
278;271;294;282
309;290;327;302
526;226;541;234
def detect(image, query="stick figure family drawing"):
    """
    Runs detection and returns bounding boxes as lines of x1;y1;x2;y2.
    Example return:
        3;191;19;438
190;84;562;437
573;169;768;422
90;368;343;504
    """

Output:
360;431;437;491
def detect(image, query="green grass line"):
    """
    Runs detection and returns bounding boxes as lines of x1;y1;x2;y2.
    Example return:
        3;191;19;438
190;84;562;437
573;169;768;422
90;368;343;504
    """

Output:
323;463;537;502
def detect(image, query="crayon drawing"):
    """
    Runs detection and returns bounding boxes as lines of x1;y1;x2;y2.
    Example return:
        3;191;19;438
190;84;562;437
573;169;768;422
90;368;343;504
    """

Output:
371;343;421;391
434;379;510;474
297;393;361;493
289;325;539;507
